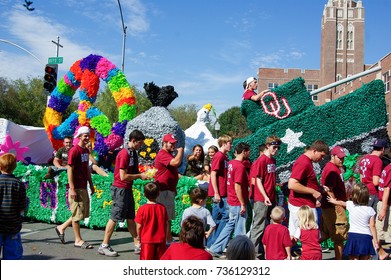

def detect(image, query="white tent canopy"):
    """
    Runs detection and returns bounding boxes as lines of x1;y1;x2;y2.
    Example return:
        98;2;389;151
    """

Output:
0;118;53;164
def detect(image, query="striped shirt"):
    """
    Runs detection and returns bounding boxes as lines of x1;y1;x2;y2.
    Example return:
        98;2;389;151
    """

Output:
0;174;27;234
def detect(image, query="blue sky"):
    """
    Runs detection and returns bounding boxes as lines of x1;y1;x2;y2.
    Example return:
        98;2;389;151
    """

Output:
0;0;390;116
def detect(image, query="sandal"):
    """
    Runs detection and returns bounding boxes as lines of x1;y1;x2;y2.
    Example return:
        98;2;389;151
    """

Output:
74;241;94;249
378;248;391;260
55;227;65;244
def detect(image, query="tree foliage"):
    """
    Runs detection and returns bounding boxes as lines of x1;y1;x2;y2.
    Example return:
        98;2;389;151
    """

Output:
0;77;75;127
217;106;251;139
169;104;198;130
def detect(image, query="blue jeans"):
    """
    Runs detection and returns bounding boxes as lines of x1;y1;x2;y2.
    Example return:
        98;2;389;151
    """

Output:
209;205;247;254
0;232;23;260
207;197;229;248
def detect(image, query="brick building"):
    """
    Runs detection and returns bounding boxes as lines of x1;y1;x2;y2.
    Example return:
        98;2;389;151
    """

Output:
257;0;391;135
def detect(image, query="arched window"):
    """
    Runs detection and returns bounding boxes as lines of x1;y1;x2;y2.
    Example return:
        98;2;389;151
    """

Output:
337;24;343;50
347;23;354;50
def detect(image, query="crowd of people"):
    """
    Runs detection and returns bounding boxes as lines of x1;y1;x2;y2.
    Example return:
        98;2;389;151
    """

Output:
1;120;391;261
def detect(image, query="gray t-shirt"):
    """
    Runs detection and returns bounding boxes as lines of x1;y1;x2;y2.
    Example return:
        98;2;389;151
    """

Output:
181;206;216;230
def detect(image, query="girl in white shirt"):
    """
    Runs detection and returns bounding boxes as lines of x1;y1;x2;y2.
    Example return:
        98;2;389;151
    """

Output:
328;183;379;260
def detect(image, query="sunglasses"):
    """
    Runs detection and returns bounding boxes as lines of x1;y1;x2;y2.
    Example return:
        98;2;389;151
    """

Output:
271;145;280;150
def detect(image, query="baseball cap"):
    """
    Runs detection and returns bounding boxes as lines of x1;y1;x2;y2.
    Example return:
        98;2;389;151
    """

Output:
331;146;346;158
373;138;388;148
163;133;177;144
75;126;90;138
246;77;257;88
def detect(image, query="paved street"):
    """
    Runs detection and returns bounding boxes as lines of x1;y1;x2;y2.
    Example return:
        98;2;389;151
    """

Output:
20;220;337;260
21;220;140;260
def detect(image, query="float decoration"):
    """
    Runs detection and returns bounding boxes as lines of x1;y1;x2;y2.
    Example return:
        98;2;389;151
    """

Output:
43;54;136;156
0;135;30;161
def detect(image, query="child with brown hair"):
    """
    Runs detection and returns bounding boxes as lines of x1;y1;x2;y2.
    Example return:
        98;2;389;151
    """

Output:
135;182;169;260
262;206;292;260
328;183;380;260
181;187;216;240
0;153;27;259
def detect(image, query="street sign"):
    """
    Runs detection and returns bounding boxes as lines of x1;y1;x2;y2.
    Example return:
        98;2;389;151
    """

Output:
48;57;63;64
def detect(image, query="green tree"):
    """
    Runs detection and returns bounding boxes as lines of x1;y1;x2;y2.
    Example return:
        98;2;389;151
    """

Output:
169;104;198;130
217;106;251;139
0;76;78;127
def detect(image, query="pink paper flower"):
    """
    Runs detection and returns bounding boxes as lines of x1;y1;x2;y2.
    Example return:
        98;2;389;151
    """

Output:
0;135;29;161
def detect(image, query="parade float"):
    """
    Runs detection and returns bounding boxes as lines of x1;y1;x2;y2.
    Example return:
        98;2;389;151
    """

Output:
1;54;388;238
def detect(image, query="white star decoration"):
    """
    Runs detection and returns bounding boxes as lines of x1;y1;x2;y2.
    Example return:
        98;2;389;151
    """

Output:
281;128;306;153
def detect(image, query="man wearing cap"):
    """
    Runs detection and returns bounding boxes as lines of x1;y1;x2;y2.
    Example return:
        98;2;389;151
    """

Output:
54;126;95;249
242;76;270;102
359;138;388;211
248;135;281;257
154;133;184;244
320;146;348;260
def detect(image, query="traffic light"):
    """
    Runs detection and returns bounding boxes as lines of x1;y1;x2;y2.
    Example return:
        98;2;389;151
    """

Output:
43;64;58;93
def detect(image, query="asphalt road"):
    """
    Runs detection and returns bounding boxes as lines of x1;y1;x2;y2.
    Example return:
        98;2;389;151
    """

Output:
19;220;337;260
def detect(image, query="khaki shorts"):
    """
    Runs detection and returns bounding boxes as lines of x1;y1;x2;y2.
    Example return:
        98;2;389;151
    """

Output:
322;206;348;243
68;189;90;222
157;190;175;220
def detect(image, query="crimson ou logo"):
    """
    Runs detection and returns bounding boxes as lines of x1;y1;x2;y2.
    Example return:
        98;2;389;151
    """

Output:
260;91;292;119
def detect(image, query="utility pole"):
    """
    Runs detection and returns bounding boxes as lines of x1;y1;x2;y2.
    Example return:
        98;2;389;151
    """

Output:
117;0;127;72
51;36;63;57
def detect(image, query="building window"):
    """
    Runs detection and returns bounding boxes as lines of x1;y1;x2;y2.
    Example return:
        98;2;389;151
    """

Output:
307;84;318;92
347;24;354;50
337;24;343;50
268;83;279;89
311;94;318;102
384;71;390;94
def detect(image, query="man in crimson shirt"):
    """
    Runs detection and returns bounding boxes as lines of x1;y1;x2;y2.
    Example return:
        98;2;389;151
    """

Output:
248;135;281;256
359;138;388;211
377;160;391;247
97;129;148;257
242;76;270;101
320;146;348;260
206;135;232;248
55;126;95;249
288;140;329;237
208;142;250;257
154;133;184;244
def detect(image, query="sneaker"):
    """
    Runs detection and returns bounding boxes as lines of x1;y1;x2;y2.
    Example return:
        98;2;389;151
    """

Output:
97;245;118;257
321;247;330;253
206;248;223;258
134;244;141;255
44;167;55;180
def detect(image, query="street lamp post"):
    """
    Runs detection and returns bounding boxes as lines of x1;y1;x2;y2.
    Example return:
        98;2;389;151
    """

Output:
117;0;127;72
214;121;220;138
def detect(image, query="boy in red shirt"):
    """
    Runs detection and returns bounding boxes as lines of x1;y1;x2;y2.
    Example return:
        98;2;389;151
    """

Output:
208;142;250;257
135;182;168;260
262;206;292;260
248;135;281;256
207;134;232;248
